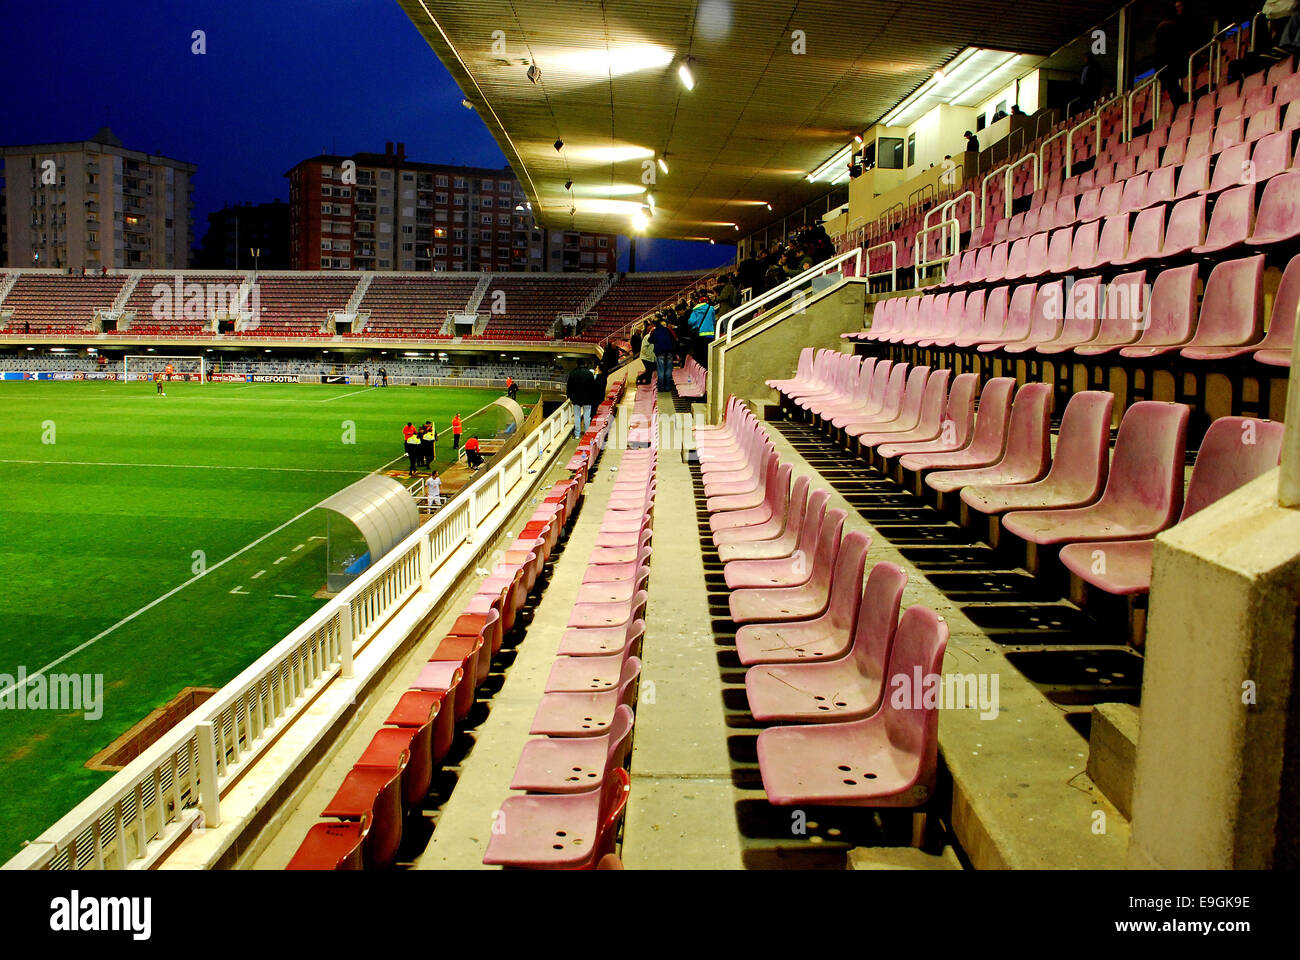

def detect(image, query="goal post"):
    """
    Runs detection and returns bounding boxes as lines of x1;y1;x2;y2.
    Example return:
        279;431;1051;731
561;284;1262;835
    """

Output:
122;355;207;384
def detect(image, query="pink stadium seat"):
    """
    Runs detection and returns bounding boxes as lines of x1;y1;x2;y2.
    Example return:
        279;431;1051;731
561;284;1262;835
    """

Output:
711;463;794;546
839;364;912;433
1001;401;1189;548
733;525;869;666
719;481;822;564
1202;142;1251;195
1160;194;1208;256
1144;165;1176;206
756;605;950;808
1037;275;1104;353
482;766;630;869
1190;182;1254;253
977;283;1036;352
1246;171;1300;245
855;368;951;449
1059;416;1286;596
728;514;858;624
355;727;425;811
1044;227;1074;276
1119;173;1148;212
745;562;908;720
1022;232;1052;279
1174;153;1211;198
1114;205;1164;266
1067;220;1100;272
510;705;635;793
1180;255;1265;360
723;492;831;589
1255;253;1300;367
927;382;1052;494
1119;263;1198;358
960;391;1114;517
875;373;979;461
898;377;1015;474
529;658;640;737
1003;281;1063;354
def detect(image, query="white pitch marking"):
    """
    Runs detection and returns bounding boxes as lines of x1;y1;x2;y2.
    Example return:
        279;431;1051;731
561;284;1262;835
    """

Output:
250;569;266;579
319;386;377;403
308;536;326;541
291;543;304;552
273;594;297;599
0;458;369;475
229;586;249;595
274;556;287;565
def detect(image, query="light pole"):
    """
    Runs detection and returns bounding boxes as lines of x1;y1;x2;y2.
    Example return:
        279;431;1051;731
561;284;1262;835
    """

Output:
250;247;261;271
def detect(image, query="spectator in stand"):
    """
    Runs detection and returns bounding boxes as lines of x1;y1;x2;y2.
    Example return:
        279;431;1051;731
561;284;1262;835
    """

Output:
566;363;596;439
737;249;764;298
1078;51;1103;108
1154;1;1196;108
637;324;657;385
649;317;677;391
687;294;718;369
963;130;980;154
717;273;739;313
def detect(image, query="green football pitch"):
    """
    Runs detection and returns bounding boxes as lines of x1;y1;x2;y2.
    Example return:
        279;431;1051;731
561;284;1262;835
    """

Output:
0;379;537;859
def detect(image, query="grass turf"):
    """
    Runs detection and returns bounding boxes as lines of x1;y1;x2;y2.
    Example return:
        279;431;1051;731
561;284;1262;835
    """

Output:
0;379;536;859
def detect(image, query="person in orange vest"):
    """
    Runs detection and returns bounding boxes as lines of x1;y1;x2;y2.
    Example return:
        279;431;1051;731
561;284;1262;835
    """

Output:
506;376;517;400
464;435;483;470
451;414;463;451
164;362;175;381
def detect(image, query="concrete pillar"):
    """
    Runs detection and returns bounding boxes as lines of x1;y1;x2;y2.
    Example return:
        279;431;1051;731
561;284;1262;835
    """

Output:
1127;468;1300;869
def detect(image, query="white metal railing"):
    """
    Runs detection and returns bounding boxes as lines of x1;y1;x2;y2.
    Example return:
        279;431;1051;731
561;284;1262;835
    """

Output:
1003;152;1041;218
720;248;863;344
913;218;961;279
1187;24;1238;101
980;163;1010;231
1125;70;1164;141
3;403;573;871
864;241;897;292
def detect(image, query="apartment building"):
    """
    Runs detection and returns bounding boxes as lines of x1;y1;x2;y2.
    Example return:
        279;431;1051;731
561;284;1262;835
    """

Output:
0;127;195;270
286;142;616;273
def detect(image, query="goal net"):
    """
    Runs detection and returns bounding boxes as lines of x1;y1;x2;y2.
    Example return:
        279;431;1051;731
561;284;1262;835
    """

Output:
122;355;207;383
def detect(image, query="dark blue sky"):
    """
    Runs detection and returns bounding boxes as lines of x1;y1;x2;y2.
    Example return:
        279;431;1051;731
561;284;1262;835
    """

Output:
0;0;734;273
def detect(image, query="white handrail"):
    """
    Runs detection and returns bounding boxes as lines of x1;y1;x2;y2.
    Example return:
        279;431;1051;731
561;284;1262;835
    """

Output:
1064;114;1099;179
1003;153;1041;217
1125;70;1164;141
3;402;574;871
720;248;862;344
864;241;897;292
913;219;961;277
979;163;1010;230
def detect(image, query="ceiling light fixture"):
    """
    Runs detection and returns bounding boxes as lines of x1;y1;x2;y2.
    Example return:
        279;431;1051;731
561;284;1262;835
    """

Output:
677;58;695;91
461;98;474;110
645;192;655;208
553;138;564;151
658;156;669;174
526;63;541;84
564;179;573;190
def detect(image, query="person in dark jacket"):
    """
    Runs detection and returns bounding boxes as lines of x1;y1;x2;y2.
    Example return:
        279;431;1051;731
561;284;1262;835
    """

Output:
648;318;677;391
567;364;596;439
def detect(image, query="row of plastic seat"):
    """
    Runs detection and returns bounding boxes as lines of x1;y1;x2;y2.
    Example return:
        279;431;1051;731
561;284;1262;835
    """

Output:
672;355;707;398
285;383;627;869
850;253;1296;368
770;352;1284;609
481;384;659;869
695;399;951;808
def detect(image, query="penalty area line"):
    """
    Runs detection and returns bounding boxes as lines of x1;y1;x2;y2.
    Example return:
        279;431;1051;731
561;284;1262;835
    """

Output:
0;500;324;702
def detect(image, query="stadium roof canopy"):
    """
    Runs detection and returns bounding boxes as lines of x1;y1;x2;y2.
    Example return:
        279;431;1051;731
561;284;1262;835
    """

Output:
398;0;1126;241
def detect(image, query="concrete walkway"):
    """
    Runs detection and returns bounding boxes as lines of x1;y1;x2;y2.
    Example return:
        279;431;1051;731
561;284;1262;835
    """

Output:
620;391;744;870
